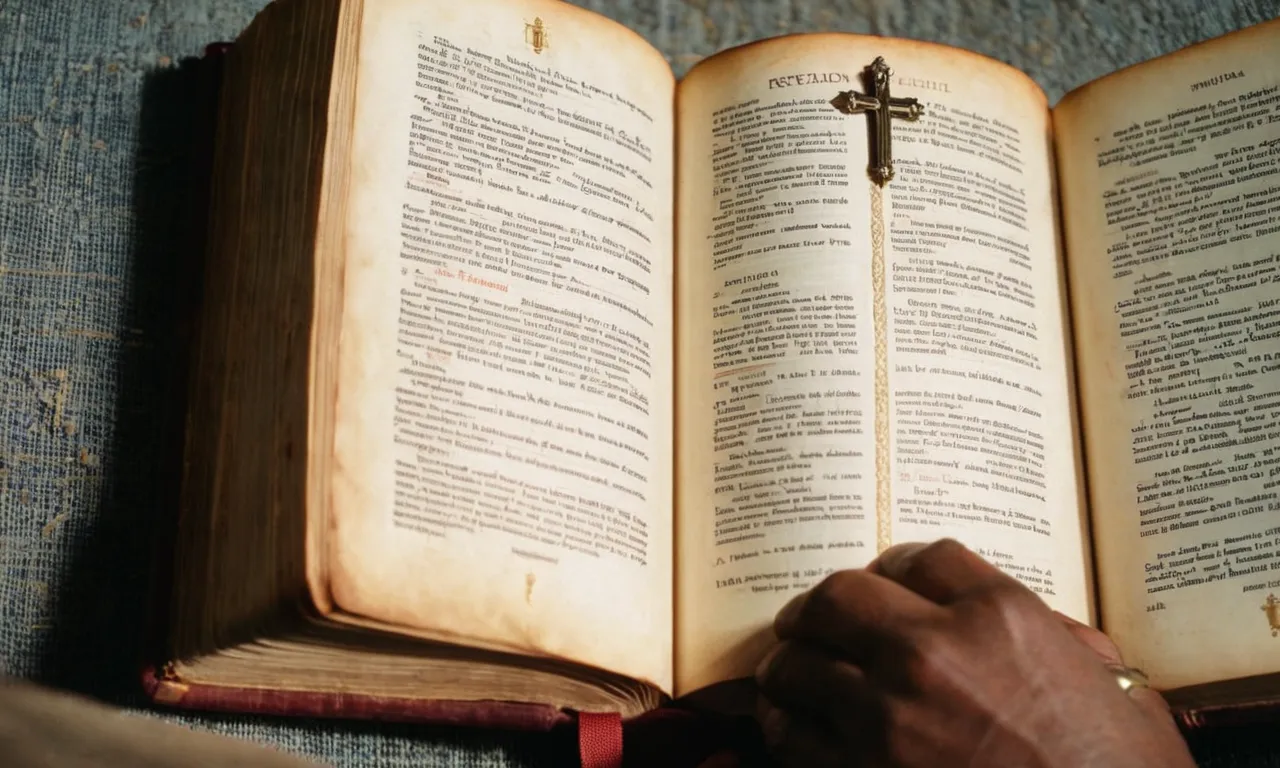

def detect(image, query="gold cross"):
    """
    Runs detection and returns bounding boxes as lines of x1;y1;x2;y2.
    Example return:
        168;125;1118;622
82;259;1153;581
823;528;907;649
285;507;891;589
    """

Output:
830;57;924;186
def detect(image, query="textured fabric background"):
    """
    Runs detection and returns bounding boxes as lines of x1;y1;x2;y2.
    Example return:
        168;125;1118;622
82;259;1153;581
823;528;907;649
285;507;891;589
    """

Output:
1;0;1278;765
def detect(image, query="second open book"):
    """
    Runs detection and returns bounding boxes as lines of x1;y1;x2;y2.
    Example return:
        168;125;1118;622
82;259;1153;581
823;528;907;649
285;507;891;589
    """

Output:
159;0;1280;724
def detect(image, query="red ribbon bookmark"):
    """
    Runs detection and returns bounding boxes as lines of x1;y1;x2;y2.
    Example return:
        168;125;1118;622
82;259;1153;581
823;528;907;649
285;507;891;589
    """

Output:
578;711;623;768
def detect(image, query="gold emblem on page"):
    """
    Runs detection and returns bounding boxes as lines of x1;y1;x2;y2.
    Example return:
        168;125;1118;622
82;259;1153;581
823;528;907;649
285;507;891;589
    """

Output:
1263;593;1280;637
525;17;549;54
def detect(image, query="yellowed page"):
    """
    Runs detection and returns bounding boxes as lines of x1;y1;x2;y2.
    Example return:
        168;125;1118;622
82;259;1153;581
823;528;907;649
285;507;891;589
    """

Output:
676;35;1091;694
328;0;675;693
1056;19;1280;691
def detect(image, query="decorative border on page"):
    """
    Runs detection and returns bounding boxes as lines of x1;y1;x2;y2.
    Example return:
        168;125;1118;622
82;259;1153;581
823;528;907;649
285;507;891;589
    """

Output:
870;185;891;553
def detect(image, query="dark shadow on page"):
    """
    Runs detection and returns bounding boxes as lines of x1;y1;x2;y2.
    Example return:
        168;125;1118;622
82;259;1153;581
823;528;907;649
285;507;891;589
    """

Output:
33;55;222;705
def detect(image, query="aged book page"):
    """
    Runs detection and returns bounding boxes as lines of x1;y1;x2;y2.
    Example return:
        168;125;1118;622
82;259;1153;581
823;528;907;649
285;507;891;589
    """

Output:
325;0;676;692
1056;19;1280;691
675;35;1092;694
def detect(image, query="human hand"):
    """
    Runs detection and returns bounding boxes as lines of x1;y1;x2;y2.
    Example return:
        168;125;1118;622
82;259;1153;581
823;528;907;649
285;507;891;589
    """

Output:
754;539;1196;767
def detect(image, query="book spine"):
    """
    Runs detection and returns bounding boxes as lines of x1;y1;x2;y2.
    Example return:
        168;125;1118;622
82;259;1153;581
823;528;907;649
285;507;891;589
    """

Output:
138;40;229;678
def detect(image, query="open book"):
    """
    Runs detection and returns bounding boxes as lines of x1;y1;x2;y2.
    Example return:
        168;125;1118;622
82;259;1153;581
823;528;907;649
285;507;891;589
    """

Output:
155;0;1280;728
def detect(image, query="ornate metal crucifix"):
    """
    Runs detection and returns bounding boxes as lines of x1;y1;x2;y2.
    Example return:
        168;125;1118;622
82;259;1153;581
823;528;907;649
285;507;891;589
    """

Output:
827;57;926;551
830;57;923;186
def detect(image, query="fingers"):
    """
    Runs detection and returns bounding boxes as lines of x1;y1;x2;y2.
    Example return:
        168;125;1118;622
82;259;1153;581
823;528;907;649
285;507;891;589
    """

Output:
755;641;872;719
774;568;940;661
763;575;928;766
1127;687;1181;732
1052;612;1181;734
757;697;845;768
1054;611;1125;665
869;539;1014;604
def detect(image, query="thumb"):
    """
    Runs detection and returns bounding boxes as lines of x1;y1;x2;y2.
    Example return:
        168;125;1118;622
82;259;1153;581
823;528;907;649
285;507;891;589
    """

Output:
1054;612;1180;733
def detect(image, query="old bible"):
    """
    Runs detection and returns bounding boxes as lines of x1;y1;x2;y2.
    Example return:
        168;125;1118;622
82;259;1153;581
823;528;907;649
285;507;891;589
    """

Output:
151;0;1280;734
